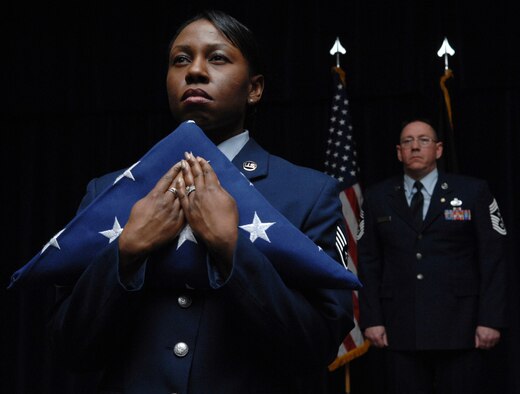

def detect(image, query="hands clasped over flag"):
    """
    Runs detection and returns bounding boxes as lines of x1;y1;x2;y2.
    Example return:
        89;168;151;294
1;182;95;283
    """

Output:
9;121;361;291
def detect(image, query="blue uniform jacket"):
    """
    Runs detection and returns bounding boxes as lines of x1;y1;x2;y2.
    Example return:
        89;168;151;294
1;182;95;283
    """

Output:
358;173;507;350
51;138;354;393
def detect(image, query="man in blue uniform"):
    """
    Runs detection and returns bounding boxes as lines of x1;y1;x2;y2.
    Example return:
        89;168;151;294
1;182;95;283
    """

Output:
358;119;507;393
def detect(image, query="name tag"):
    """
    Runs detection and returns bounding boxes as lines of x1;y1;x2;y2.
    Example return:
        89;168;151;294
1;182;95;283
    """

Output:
377;216;392;223
444;208;471;221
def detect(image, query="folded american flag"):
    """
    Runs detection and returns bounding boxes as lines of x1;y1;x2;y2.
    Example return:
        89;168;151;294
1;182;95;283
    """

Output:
9;121;361;290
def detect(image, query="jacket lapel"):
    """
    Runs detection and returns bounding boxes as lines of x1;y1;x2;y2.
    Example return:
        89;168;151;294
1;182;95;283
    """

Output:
423;174;453;228
388;177;417;228
231;138;269;182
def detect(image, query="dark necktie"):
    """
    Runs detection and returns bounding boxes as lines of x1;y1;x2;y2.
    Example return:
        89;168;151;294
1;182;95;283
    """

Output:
410;181;424;226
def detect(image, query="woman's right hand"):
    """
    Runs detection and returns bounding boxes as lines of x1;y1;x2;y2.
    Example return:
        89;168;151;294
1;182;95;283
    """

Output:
118;161;186;273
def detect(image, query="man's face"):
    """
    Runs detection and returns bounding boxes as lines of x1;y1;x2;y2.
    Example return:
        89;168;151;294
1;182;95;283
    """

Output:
396;121;443;179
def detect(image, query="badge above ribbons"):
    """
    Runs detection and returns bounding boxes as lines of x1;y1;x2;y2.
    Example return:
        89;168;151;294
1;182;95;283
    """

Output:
9;121;361;290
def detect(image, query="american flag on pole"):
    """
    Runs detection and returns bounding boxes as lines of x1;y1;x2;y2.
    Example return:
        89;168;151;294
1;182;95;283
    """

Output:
325;66;370;371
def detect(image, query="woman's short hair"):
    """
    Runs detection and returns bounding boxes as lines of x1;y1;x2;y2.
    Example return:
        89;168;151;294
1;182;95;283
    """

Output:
169;9;263;76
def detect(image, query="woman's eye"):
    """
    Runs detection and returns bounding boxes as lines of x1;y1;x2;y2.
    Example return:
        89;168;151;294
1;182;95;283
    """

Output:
171;55;190;65
210;54;228;63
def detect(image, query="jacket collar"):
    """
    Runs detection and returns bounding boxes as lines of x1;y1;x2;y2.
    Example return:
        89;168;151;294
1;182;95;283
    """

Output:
386;172;455;231
231;138;269;182
423;172;454;227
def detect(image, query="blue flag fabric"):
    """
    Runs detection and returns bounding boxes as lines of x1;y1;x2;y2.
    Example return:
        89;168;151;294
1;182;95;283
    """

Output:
9;121;361;290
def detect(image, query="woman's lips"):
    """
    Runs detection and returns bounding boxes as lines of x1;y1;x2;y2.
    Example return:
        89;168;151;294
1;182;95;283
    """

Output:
182;88;213;104
184;96;211;104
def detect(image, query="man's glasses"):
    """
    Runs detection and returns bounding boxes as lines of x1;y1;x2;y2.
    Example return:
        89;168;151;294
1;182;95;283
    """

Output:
400;136;437;148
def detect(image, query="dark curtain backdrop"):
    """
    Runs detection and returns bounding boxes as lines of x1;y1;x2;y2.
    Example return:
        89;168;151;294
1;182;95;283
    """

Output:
2;1;518;393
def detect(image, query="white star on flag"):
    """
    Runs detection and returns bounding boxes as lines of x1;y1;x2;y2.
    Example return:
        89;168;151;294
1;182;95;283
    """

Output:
99;217;123;243
177;225;198;249
239;212;275;243
41;228;66;253
114;161;140;184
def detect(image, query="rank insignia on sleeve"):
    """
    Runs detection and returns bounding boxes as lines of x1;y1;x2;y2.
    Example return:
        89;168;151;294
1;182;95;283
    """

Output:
356;209;365;240
489;198;507;235
335;225;349;270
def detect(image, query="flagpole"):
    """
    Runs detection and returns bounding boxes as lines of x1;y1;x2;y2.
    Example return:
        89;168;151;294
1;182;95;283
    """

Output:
330;37;351;394
437;37;455;130
440;69;454;129
345;363;351;394
326;36;370;394
437;37;459;173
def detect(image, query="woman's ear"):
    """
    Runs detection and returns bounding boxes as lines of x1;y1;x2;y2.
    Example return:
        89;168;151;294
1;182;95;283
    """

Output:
248;74;264;105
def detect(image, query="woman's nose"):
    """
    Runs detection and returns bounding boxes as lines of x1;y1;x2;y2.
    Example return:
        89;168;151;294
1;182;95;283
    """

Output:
185;57;209;84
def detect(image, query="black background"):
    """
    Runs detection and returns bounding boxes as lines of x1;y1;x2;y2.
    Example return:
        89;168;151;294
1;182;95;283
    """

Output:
2;1;518;393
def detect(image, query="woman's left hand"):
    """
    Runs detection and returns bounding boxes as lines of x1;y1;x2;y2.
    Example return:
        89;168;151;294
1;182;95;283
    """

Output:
176;152;238;274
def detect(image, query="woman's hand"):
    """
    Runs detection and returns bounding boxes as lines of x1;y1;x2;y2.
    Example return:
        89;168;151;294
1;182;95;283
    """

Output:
176;152;238;276
118;161;186;274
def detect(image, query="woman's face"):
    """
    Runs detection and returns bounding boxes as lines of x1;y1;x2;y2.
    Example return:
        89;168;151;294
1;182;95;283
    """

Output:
166;19;263;142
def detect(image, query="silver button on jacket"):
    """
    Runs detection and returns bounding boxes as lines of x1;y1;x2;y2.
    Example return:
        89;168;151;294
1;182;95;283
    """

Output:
173;342;189;357
177;295;192;308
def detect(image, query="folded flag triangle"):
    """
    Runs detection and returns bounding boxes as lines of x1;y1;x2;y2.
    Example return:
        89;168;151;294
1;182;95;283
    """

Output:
9;121;362;290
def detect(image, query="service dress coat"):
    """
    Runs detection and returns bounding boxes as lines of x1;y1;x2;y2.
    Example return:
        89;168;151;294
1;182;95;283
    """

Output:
358;173;507;350
51;138;354;394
